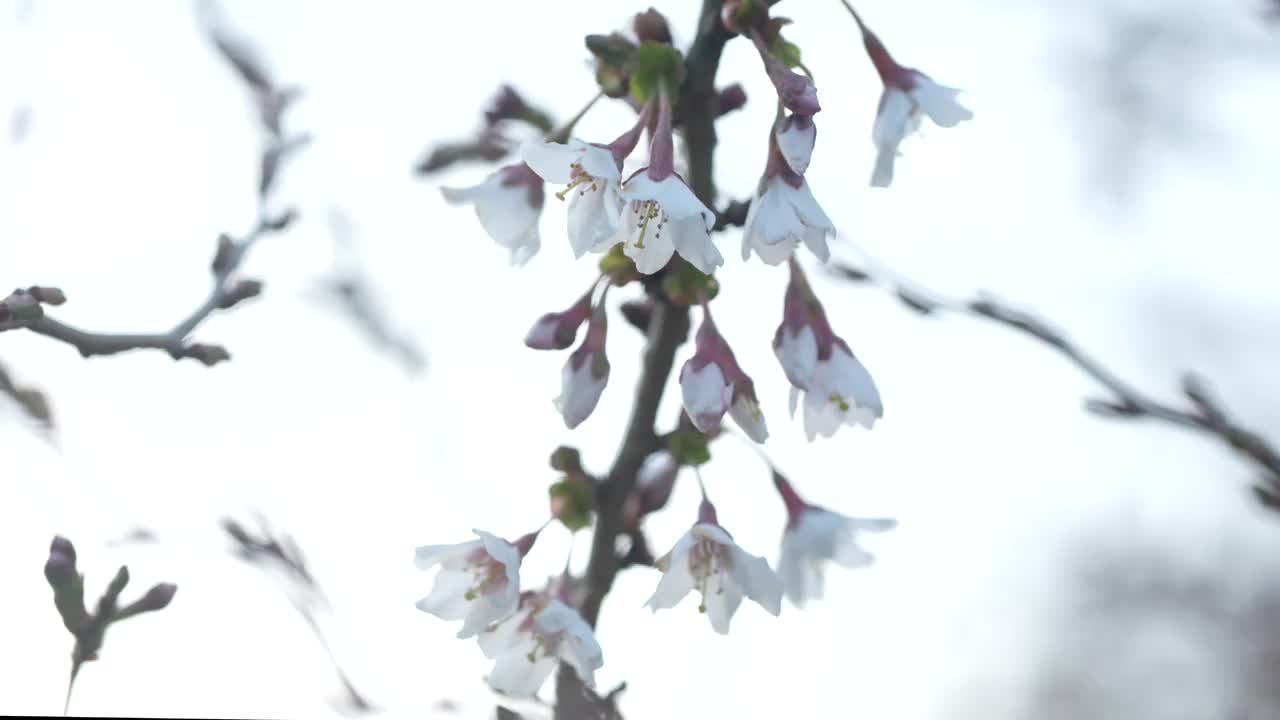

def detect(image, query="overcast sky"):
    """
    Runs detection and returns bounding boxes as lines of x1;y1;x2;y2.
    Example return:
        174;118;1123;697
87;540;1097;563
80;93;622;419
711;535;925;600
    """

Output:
2;1;1279;718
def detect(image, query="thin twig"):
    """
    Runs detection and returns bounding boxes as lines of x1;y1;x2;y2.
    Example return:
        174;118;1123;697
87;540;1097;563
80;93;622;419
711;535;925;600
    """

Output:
824;245;1280;504
222;516;374;713
3;215;287;364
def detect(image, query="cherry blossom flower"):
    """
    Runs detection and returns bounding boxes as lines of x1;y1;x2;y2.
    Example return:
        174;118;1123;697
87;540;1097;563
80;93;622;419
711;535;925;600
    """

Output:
479;594;604;698
853;14;972;187
680;306;768;442
553;305;610;429
772;471;896;607
441;163;544;265
774;260;882;439
646;498;782;634
414;529;540;639
615;87;720;275
521;103;652;258
741;130;834;266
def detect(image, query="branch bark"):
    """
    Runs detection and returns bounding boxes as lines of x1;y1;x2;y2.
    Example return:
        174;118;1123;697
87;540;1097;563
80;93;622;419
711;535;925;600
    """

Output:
1;210;294;364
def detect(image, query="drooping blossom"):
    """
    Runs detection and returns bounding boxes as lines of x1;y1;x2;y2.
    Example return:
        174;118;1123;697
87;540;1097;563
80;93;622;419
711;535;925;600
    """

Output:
646;497;783;634
441;163;544;265
774;259;882;439
772;471;896;607
740;128;834;266
679;305;768;443
614;86;721;275
854;13;972;187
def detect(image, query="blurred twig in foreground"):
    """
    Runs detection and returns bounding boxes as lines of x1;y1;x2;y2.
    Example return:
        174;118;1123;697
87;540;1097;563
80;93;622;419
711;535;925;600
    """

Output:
0;1;310;365
0;357;53;435
312;207;428;376
823;248;1280;511
221;515;375;714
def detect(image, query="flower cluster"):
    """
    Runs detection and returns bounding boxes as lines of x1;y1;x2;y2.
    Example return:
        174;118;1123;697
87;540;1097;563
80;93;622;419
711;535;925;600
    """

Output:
418;0;962;701
413;527;605;698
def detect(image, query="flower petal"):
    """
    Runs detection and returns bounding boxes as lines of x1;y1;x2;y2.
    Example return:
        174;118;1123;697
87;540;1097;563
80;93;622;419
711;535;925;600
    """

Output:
733;546;783;616
521;139;587;184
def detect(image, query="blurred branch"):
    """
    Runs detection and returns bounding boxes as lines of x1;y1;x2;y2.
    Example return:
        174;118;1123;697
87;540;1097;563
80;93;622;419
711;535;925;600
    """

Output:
414;86;556;176
1;211;292;364
825;253;1280;507
316;208;428;375
221;516;374;713
0;356;54;433
0;1;311;365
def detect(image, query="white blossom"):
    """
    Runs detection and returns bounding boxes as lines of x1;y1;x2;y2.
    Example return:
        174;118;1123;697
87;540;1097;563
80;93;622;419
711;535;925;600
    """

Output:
522;140;625;258
414;530;524;639
616;174;721;275
789;341;883;440
482;598;604;698
779;509;896;607
646;523;783;634
441;163;544;265
740;175;833;266
870;76;972;188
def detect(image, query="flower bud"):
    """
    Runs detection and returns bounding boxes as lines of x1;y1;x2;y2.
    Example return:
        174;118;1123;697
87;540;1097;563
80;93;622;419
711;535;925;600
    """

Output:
633;8;673;44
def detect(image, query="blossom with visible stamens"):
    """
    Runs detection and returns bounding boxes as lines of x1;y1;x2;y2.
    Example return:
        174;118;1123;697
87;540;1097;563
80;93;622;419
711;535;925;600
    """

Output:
614;87;720;275
646;498;782;634
773;471;896;607
414;529;541;639
441;163;544;265
680;306;768;442
553;305;610;429
774;260;882;439
522;103;653;258
741;129;834;266
854;14;972;187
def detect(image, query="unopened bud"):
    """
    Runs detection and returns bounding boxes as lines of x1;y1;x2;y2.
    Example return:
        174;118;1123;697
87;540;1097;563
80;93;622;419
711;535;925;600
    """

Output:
219;279;264;309
139;582;177;611
28;286;67;306
633;8;673;44
715;83;748;116
549;446;583;473
106;565;130;598
721;0;768;35
185;343;232;366
211;233;237;275
619;300;652;333
44;536;78;586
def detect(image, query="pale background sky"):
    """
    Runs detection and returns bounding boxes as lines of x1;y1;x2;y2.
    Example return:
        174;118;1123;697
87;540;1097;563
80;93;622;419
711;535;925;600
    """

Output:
2;1;1279;718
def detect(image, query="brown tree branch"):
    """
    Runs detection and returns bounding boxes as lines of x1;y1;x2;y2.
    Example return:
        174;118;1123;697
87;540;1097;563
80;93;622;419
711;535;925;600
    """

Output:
1;211;293;365
824;253;1280;506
